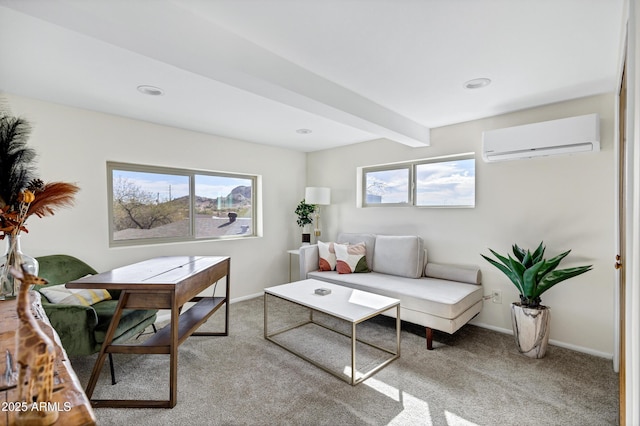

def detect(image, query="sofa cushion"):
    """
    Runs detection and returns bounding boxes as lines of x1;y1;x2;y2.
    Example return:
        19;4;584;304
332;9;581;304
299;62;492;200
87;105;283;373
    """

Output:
373;235;424;278
307;271;483;320
335;242;370;274
318;241;338;271
337;233;376;270
425;262;482;285
40;285;111;306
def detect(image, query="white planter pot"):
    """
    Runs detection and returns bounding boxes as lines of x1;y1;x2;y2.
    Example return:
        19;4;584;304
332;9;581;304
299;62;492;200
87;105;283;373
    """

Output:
510;303;551;359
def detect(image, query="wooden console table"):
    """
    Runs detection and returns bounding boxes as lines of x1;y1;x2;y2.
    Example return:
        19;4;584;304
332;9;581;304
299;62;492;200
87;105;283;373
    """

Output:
1;292;97;426
67;256;230;409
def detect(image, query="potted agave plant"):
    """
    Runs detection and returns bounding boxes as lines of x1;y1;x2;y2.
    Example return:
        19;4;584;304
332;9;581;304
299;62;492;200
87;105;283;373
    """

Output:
481;242;592;358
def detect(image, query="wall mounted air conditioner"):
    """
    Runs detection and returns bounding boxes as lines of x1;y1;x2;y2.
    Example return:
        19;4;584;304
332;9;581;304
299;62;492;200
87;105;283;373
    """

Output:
482;113;600;162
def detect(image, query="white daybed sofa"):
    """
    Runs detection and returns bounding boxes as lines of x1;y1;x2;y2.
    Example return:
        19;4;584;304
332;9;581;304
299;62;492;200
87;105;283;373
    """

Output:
299;233;483;349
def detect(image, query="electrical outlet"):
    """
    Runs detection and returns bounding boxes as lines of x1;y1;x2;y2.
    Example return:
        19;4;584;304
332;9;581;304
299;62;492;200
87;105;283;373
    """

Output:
492;290;502;304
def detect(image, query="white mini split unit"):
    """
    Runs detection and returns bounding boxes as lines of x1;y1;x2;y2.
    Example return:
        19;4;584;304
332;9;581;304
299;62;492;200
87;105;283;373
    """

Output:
482;113;600;162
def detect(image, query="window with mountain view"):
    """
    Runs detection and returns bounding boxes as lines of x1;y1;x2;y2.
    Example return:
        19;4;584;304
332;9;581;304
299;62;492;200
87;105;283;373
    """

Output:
108;162;257;246
194;174;253;239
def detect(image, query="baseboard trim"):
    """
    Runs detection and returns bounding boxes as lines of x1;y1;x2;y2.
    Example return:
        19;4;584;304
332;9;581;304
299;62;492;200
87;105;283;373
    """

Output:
157;294;614;360
472;321;613;360
156;292;264;323
230;292;263;303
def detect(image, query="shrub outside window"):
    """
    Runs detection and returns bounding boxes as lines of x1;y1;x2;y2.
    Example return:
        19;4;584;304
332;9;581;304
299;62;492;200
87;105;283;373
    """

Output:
108;162;257;246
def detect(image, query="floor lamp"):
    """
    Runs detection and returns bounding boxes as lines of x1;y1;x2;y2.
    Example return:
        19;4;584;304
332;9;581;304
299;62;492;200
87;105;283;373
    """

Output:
305;187;331;242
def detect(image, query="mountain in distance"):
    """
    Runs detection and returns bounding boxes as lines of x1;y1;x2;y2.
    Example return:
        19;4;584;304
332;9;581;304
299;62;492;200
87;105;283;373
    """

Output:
171;185;251;213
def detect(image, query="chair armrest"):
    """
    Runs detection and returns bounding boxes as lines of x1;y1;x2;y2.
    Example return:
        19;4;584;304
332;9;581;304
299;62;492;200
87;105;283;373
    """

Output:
41;301;100;356
299;244;319;279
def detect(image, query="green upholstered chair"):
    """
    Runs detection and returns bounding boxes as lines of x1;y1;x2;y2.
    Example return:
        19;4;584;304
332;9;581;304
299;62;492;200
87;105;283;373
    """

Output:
34;254;158;383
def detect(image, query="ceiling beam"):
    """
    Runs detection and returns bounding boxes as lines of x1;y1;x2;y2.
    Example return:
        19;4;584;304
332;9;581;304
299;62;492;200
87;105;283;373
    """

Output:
3;0;430;147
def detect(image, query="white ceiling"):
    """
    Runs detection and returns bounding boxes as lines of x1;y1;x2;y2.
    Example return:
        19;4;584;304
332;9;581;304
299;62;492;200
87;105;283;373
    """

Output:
0;0;624;152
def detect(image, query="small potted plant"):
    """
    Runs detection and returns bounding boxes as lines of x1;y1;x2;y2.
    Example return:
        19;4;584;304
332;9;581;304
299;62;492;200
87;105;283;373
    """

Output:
481;242;592;358
294;199;315;244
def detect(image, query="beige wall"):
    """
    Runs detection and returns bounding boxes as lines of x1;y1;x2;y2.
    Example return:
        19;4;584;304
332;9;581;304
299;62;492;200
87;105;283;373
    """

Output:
5;93;307;299
307;94;616;357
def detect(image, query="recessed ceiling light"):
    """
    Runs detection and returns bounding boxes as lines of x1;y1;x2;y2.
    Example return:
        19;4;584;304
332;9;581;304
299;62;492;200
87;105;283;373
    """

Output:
296;129;312;134
137;85;164;96
463;78;492;89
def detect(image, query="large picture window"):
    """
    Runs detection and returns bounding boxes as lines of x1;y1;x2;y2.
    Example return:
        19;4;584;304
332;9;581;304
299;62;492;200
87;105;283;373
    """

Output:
108;162;258;246
361;153;475;208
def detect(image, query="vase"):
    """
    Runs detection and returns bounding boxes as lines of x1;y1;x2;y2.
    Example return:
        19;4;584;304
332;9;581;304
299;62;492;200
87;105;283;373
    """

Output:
510;302;551;359
0;234;39;300
301;224;312;245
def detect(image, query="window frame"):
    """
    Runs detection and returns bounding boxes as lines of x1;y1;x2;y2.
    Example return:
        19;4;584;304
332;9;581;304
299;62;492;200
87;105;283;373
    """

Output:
107;162;258;247
360;153;475;208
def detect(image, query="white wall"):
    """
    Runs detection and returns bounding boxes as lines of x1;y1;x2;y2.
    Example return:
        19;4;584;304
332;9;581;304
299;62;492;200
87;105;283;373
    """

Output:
4;92;617;356
5;93;307;299
307;94;615;357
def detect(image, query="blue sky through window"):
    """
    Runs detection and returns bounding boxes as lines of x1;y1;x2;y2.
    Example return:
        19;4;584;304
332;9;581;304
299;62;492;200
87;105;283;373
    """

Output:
416;159;475;206
113;170;252;202
113;170;188;202
195;175;252;200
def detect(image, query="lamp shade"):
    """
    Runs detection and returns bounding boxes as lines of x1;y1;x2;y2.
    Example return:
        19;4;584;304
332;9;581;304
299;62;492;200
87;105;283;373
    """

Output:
305;187;331;205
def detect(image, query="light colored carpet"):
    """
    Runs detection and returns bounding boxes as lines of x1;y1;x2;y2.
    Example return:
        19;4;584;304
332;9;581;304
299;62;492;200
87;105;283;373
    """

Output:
69;296;618;426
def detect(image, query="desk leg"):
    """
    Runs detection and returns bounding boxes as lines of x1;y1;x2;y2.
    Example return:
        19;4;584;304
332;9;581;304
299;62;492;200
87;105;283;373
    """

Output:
222;263;230;336
85;292;129;399
169;292;179;408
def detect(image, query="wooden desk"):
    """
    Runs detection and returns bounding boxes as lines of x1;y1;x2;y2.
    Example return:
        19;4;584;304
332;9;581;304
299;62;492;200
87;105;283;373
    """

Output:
67;256;230;409
0;293;97;426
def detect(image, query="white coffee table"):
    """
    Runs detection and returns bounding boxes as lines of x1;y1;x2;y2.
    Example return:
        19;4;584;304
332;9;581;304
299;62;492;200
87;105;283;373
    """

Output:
264;279;400;385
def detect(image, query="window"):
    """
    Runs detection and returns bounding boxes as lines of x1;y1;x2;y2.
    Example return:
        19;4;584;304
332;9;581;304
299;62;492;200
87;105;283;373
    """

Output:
361;154;475;208
108;162;257;246
364;166;411;205
415;157;475;207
